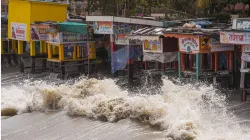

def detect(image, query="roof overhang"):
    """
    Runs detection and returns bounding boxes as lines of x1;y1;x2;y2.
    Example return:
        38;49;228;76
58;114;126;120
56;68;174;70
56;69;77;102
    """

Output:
86;16;164;27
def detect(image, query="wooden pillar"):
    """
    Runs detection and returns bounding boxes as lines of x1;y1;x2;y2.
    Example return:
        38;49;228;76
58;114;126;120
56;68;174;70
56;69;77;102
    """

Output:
229;51;233;71
48;44;52;59
61;62;65;79
155;62;159;70
210;53;214;69
30;41;36;56
31;57;35;73
196;53;201;81
178;52;181;79
215;52;218;72
59;44;64;61
161;63;165;72
73;44;77;60
40;41;45;54
20;56;24;73
77;46;80;58
189;54;193;71
17;40;23;54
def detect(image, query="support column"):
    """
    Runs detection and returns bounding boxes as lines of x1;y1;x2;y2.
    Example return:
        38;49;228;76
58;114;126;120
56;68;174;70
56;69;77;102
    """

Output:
40;41;45;54
73;44;77;60
17;40;23;54
144;61;147;70
31;57;35;73
210;53;214;69
240;59;246;102
61;62;65;79
178;52;181;79
48;44;52;59
59;44;64;61
30;41;36;56
20;56;24;73
110;34;117;76
196;53;201;81
189;54;193;71
161;63;165;73
229;51;233;71
215;52;218;72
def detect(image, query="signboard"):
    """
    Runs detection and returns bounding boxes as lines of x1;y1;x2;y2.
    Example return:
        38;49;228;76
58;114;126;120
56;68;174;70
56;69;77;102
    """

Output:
200;37;210;53
30;24;50;41
233;18;250;30
210;38;234;52
113;23;144;34
11;22;27;41
179;37;199;53
220;31;250;45
143;39;163;53
115;34;141;45
115;34;129;45
242;45;250;53
93;21;113;34
48;32;87;43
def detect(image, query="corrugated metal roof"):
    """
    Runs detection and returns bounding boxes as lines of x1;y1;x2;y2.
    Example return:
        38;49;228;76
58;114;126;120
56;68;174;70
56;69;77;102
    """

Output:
130;27;168;36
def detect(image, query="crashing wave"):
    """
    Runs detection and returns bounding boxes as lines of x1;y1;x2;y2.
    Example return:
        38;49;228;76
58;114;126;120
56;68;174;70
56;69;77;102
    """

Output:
1;77;249;140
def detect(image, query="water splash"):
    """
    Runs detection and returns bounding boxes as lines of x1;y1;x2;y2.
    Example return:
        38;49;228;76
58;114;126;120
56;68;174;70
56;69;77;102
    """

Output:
1;77;250;140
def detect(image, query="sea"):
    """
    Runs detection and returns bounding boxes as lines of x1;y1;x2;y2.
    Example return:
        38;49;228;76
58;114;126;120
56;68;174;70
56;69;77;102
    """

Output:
1;64;250;140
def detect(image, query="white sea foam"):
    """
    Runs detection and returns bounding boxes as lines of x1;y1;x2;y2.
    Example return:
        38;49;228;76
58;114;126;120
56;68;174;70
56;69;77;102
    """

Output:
1;77;250;140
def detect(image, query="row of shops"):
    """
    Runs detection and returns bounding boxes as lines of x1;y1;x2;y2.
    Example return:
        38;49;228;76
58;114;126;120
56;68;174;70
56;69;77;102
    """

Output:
1;1;249;100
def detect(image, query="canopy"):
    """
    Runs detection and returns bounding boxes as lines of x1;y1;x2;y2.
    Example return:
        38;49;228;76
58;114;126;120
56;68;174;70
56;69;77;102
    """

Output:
57;22;87;34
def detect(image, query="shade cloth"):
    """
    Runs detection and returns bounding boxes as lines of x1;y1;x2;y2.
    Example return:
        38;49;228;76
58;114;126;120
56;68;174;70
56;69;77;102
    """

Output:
143;52;178;63
242;52;250;62
57;22;87;34
111;46;142;73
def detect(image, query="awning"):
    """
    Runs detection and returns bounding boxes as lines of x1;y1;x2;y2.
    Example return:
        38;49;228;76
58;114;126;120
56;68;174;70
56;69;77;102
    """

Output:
143;52;178;63
126;35;160;41
57;22;87;34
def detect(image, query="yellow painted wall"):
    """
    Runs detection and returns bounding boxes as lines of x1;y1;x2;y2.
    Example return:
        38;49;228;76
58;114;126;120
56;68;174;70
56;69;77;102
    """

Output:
8;0;68;41
30;2;67;23
8;0;31;40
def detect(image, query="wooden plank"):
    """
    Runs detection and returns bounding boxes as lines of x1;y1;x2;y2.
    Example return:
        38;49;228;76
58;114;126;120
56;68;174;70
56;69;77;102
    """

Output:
196;53;201;81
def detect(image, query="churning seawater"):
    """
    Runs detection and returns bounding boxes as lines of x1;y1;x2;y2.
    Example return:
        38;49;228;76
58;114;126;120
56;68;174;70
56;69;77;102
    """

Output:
1;72;250;140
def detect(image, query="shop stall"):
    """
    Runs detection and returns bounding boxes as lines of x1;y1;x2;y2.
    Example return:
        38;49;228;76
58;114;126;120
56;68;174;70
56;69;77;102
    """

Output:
8;0;68;72
164;29;234;83
46;22;96;79
86;16;164;77
220;18;250;101
127;27;178;76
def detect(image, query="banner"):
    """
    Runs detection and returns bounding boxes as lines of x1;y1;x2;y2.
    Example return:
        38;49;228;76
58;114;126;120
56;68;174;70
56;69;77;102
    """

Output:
115;34;142;45
11;22;27;41
93;21;113;34
210;38;234;52
30;24;50;41
113;23;144;34
179;37;199;53
115;34;129;45
233;19;250;30
242;45;250;53
220;31;250;45
199;37;210;53
143;39;163;53
48;32;87;43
